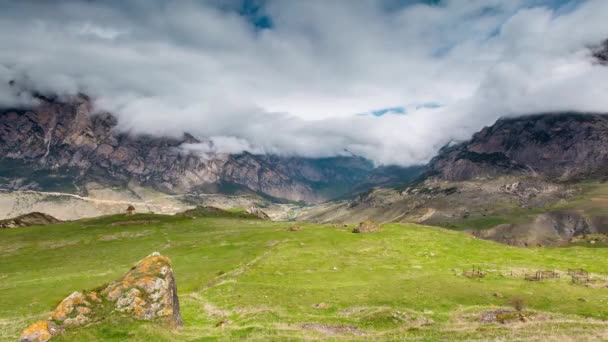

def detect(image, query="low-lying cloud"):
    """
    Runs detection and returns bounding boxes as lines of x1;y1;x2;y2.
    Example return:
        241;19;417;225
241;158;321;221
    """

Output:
1;0;608;165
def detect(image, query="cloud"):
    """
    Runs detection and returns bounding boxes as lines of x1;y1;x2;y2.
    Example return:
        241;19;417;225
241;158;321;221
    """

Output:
0;0;607;165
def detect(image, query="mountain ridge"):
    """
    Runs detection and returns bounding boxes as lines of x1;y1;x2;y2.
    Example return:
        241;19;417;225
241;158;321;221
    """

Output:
297;112;608;246
0;94;408;203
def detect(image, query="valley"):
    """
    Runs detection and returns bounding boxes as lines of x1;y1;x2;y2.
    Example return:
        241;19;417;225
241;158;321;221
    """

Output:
2;2;608;341
2;213;608;341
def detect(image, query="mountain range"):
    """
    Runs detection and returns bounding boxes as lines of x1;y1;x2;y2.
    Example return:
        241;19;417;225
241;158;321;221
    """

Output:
1;91;608;247
0;94;420;204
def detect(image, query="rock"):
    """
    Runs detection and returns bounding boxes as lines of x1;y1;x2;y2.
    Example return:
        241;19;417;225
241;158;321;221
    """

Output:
50;292;89;321
246;206;270;220
20;321;52;342
0;212;60;229
352;220;380;233
102;252;183;326
20;252;182;341
428;114;608;182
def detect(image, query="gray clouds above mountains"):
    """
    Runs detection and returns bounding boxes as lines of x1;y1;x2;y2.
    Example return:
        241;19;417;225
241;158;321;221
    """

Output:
1;0;608;165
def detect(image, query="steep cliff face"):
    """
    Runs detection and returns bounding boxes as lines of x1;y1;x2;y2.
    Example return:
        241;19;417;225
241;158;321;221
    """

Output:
0;95;373;203
428;113;608;181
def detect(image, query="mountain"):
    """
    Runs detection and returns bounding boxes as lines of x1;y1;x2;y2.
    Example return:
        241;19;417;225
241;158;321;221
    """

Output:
427;113;608;181
298;113;608;246
0;94;383;203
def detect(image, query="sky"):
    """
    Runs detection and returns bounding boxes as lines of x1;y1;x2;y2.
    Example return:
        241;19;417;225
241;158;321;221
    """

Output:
1;0;608;165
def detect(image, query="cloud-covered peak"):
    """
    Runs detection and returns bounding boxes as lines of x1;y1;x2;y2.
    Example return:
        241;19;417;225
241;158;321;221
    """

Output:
1;0;607;165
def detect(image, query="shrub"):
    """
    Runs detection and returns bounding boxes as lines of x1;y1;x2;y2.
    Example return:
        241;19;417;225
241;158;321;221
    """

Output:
509;296;525;311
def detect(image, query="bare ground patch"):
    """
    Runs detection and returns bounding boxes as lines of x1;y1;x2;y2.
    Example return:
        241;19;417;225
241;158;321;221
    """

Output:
301;323;365;336
109;219;160;226
38;240;79;249
97;230;153;241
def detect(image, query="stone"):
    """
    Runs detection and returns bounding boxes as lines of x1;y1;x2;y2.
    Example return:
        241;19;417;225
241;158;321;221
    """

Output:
49;292;89;322
20;252;183;341
0;212;60;229
20;321;51;342
102;252;183;326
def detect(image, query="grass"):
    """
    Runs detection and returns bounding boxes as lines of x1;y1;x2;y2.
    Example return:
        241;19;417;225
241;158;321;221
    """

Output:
1;213;608;341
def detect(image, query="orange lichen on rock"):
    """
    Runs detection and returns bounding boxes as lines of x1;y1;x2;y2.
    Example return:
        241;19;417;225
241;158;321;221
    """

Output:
21;252;182;341
102;252;182;325
49;292;89;322
86;291;101;303
20;321;51;342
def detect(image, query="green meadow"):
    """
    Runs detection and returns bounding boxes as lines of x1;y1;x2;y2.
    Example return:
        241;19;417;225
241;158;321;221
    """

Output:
1;213;607;341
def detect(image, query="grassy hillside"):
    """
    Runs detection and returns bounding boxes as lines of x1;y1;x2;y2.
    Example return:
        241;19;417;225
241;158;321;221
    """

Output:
1;214;608;341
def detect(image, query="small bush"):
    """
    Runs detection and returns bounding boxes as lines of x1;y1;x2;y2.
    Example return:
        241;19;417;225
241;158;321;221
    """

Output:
509;296;525;311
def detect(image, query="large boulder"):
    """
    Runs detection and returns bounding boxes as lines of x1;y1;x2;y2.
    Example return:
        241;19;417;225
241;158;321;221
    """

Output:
20;252;182;342
102;252;182;325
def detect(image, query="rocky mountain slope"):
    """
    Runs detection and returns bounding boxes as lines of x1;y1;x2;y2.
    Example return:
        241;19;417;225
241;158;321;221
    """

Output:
427;113;608;181
298;113;608;246
0;94;384;203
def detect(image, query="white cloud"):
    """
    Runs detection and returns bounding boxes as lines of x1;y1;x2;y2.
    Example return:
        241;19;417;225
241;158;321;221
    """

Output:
0;0;607;165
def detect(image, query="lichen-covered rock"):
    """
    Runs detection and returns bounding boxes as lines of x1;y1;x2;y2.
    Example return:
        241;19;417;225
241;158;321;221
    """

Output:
49;291;90;322
20;321;52;342
20;252;182;341
102;252;183;326
353;220;380;233
21;290;99;342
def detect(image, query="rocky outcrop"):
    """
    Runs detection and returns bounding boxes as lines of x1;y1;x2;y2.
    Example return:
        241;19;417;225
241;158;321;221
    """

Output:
471;211;598;247
102;252;182;325
246;206;271;220
0;94;374;203
20;252;181;342
0;212;60;228
428;114;608;181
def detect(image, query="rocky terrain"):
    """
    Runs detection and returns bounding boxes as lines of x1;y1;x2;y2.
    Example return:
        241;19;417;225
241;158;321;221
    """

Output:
0;212;60;229
298;113;608;246
20;252;181;342
0;94;397;203
427;113;608;181
471;210;608;247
